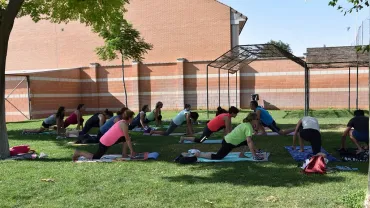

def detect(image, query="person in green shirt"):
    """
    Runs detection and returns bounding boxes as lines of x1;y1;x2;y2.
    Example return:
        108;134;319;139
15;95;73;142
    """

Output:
195;112;264;160
145;101;163;126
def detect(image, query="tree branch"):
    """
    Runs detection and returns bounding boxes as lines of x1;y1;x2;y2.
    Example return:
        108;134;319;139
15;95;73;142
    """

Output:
2;0;24;34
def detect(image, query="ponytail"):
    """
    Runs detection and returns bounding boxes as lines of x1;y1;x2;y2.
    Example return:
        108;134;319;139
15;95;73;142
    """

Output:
56;106;65;120
243;112;257;123
77;104;84;110
117;107;128;116
122;110;135;120
216;106;227;116
104;109;114;118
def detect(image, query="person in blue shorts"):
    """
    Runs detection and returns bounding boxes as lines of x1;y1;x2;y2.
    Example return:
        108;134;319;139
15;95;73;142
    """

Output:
340;110;369;154
250;101;294;136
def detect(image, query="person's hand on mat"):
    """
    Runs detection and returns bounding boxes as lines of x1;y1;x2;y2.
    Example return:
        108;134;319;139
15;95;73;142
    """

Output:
130;152;137;158
292;146;296;150
239;152;246;158
299;149;304;152
356;149;364;154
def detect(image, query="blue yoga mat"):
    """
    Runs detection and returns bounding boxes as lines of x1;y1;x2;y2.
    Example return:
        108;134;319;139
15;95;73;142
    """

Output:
197;152;270;163
284;146;338;162
183;140;222;144
76;152;160;163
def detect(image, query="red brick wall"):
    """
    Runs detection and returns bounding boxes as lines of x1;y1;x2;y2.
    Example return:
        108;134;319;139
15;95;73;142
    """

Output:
6;0;232;70
5;76;30;122
5;59;369;122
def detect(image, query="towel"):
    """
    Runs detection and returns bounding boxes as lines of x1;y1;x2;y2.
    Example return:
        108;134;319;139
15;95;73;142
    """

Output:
284;146;338;162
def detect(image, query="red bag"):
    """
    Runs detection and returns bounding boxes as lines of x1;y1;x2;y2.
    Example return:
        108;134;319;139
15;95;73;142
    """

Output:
303;155;326;174
9;145;30;156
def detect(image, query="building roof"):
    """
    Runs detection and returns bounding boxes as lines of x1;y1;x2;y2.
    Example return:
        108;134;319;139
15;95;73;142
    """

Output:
215;0;248;34
306;46;369;68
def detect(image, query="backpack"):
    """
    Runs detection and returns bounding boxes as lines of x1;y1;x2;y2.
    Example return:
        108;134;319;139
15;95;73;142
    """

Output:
174;154;197;164
303;155;326;174
9;145;31;156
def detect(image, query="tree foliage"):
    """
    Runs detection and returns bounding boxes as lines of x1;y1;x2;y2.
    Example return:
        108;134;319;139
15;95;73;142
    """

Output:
0;0;130;159
266;40;293;53
96;21;153;62
329;0;370;51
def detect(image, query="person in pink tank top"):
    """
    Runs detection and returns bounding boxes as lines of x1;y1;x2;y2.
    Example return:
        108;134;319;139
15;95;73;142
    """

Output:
72;110;136;161
180;106;239;143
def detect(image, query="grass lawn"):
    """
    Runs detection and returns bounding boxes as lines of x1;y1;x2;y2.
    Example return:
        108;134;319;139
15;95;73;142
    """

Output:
0;109;368;208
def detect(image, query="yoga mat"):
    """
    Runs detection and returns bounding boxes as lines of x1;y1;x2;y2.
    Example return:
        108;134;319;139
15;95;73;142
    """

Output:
22;131;56;135
183;140;222;144
76;152;159;163
196;152;270;163
284;146;338;162
67;134;97;138
143;132;202;137
257;132;294;136
67;142;98;146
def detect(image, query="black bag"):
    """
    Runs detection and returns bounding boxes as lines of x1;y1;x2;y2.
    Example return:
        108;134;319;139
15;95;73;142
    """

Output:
174;154;197;164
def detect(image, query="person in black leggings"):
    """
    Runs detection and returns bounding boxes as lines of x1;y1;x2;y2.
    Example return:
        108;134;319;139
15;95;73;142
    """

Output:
195;112;264;160
292;116;322;155
79;109;114;136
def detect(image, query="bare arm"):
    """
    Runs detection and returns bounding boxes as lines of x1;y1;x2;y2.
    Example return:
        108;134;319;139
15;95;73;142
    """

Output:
139;112;147;128
341;127;351;149
186;113;193;135
154;109;160;125
224;116;232;135
76;111;82;130
255;110;263;134
246;136;256;157
114;117;120;123
121;122;135;156
292;119;302;150
98;114;105;127
56;119;64;135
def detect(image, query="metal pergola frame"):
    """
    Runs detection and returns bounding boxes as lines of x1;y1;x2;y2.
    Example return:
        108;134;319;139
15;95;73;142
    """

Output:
206;44;307;118
4;74;32;120
306;46;369;111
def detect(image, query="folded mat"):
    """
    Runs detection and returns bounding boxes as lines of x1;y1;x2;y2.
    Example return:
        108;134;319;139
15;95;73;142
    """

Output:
285;146;338;162
183;140;222;144
257;132;294;136
76;152;159;163
196;152;270;163
336;148;369;162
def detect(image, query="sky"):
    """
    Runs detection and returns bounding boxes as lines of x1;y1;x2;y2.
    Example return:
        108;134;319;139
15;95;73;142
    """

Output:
218;0;369;56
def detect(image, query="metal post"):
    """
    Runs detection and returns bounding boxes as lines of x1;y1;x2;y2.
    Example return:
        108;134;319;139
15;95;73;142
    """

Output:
228;71;230;108
304;64;309;116
235;71;238;108
218;68;220;107
356;64;359;110
26;76;32;120
349;67;351;111
206;65;209;119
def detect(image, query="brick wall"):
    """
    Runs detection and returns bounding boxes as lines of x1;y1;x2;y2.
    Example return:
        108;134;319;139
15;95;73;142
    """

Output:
7;58;369;122
6;0;232;70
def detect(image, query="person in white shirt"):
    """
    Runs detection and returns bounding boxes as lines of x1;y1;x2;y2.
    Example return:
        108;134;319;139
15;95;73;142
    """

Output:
150;104;198;136
292;116;322;155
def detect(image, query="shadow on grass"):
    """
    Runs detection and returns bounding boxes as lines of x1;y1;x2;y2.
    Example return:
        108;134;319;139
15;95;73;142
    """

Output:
162;162;346;187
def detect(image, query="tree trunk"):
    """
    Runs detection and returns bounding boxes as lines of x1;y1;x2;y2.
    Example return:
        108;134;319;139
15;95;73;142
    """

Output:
121;54;128;107
0;0;25;159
